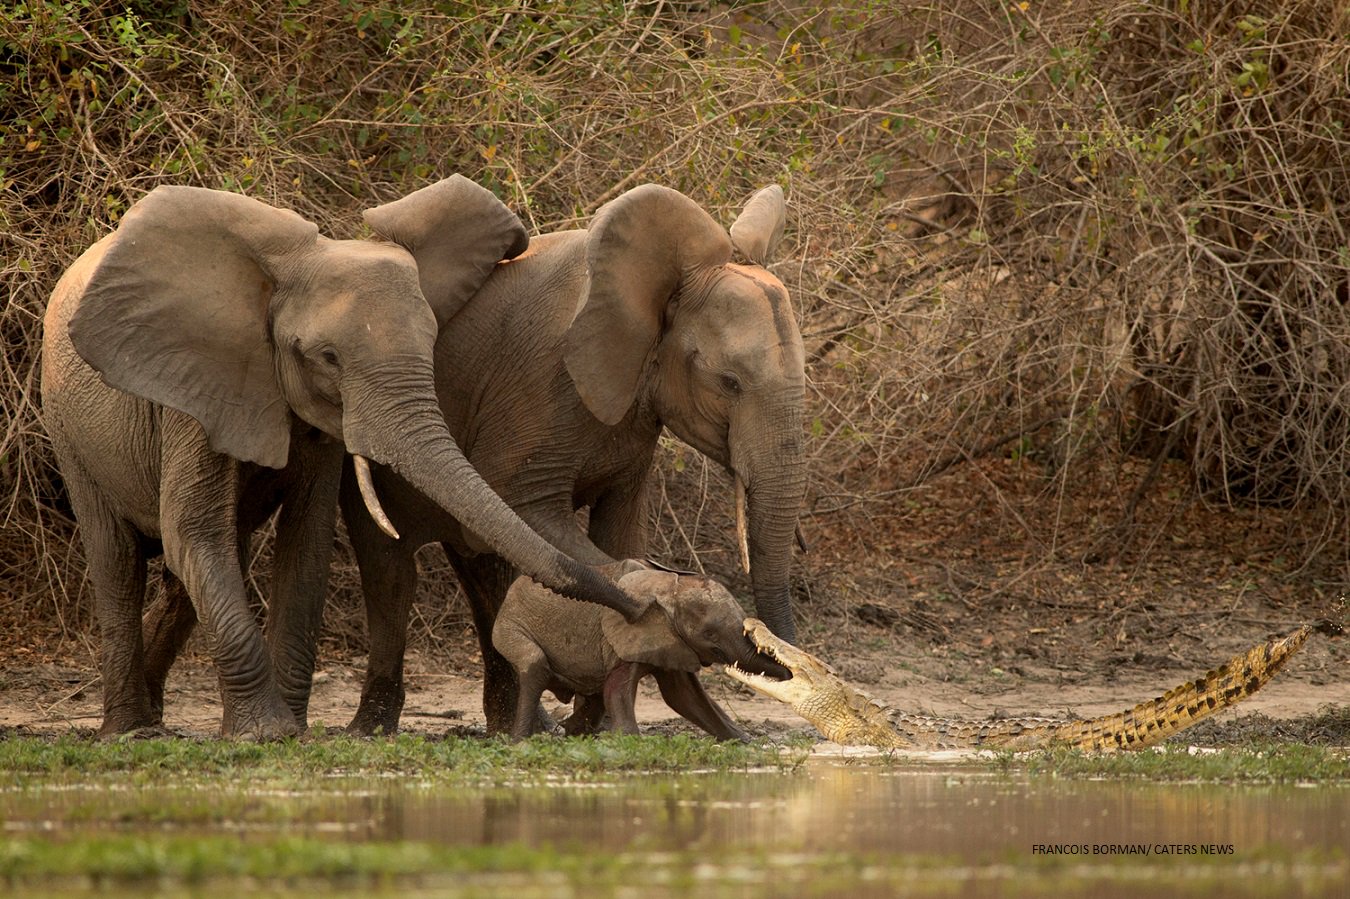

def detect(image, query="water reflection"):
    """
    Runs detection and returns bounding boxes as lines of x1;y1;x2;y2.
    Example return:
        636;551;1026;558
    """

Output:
8;762;1348;860
239;762;1350;859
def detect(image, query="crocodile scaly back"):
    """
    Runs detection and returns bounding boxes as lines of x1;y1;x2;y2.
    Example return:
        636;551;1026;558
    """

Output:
1041;623;1316;751
876;624;1317;750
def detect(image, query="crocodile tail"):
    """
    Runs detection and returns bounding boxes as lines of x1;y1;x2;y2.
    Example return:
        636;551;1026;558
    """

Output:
1047;624;1314;751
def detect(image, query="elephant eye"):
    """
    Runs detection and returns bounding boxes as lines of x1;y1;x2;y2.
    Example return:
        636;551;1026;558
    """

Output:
720;374;742;396
319;347;339;367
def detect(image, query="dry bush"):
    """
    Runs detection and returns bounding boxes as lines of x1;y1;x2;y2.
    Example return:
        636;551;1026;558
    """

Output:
777;0;1350;558
3;0;1348;651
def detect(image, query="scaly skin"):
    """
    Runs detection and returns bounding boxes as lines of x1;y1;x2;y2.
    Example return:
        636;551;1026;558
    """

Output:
725;619;1336;751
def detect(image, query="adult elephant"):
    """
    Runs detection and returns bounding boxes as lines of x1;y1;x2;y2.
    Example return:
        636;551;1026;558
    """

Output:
344;183;806;735
41;177;643;739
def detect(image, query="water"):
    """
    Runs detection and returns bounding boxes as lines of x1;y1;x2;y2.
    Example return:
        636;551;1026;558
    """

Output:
5;760;1348;897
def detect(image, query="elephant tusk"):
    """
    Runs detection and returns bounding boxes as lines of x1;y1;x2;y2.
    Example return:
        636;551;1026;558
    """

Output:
795;522;810;554
734;475;751;574
354;455;400;540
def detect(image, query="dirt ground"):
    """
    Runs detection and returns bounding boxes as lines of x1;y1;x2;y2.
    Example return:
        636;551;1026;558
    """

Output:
2;637;1345;745
3;455;1348;744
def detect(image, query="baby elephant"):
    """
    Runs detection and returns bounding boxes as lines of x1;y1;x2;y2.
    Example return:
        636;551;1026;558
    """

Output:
493;567;790;741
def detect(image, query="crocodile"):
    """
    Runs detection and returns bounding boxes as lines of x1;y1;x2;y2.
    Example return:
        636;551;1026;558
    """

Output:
724;619;1337;751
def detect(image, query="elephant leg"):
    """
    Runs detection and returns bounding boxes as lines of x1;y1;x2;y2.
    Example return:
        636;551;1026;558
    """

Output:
586;479;650;561
142;525;249;723
265;442;342;729
445;551;526;735
653;670;748;742
68;479;155;737
344;478;418;736
601;662;643;735
160;447;296;740
561;693;607;736
505;645;553;742
142;569;197;724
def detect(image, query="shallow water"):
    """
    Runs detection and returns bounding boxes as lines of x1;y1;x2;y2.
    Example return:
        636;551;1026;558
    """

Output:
5;759;1348;897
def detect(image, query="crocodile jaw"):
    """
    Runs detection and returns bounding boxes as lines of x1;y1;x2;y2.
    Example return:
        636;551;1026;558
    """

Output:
724;618;828;705
725;618;909;748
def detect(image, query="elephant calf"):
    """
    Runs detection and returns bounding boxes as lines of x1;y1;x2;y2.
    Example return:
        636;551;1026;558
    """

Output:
492;565;790;741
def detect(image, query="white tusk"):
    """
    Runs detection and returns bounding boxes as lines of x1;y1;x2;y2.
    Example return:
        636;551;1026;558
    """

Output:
734;475;750;574
354;455;400;540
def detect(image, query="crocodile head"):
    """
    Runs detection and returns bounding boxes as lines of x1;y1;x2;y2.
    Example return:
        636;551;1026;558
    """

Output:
724;618;908;748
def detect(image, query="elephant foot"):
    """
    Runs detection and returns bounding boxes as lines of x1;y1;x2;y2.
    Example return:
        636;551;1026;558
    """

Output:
482;694;511;736
99;696;159;738
100;723;176;741
534;703;563;736
484;703;523;737
98;713;160;740
347;707;400;737
224;715;301;742
482;676;524;736
559;695;607;736
221;699;301;741
348;676;404;736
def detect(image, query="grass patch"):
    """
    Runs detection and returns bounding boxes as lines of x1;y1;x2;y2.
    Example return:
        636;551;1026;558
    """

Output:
1168;707;1350;747
0;732;804;788
999;743;1350;784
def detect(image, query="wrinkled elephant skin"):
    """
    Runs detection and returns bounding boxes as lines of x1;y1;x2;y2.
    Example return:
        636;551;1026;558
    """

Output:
344;184;808;735
42;178;638;739
493;566;789;741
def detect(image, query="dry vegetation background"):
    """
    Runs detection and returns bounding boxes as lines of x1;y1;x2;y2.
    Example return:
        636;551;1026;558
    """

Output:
3;0;1349;676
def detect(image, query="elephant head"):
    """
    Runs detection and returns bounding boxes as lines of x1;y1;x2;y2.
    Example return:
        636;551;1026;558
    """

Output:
565;185;806;640
600;569;791;679
68;179;640;619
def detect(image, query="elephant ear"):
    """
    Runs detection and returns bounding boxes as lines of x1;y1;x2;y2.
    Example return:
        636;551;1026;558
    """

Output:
68;186;320;469
601;570;703;671
564;184;732;426
362;175;529;328
728;185;786;265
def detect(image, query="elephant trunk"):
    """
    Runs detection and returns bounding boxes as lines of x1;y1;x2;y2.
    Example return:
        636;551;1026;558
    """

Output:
342;360;645;621
731;636;792;681
736;399;806;643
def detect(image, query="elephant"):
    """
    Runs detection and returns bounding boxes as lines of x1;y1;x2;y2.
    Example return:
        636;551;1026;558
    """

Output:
492;565;791;741
40;177;644;739
340;182;807;735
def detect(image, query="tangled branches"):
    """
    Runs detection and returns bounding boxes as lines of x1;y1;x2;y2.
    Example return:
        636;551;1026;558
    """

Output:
2;0;1347;642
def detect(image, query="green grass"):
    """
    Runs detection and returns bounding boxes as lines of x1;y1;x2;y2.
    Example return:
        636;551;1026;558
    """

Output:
992;742;1350;783
4;731;1345;786
0;732;805;788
